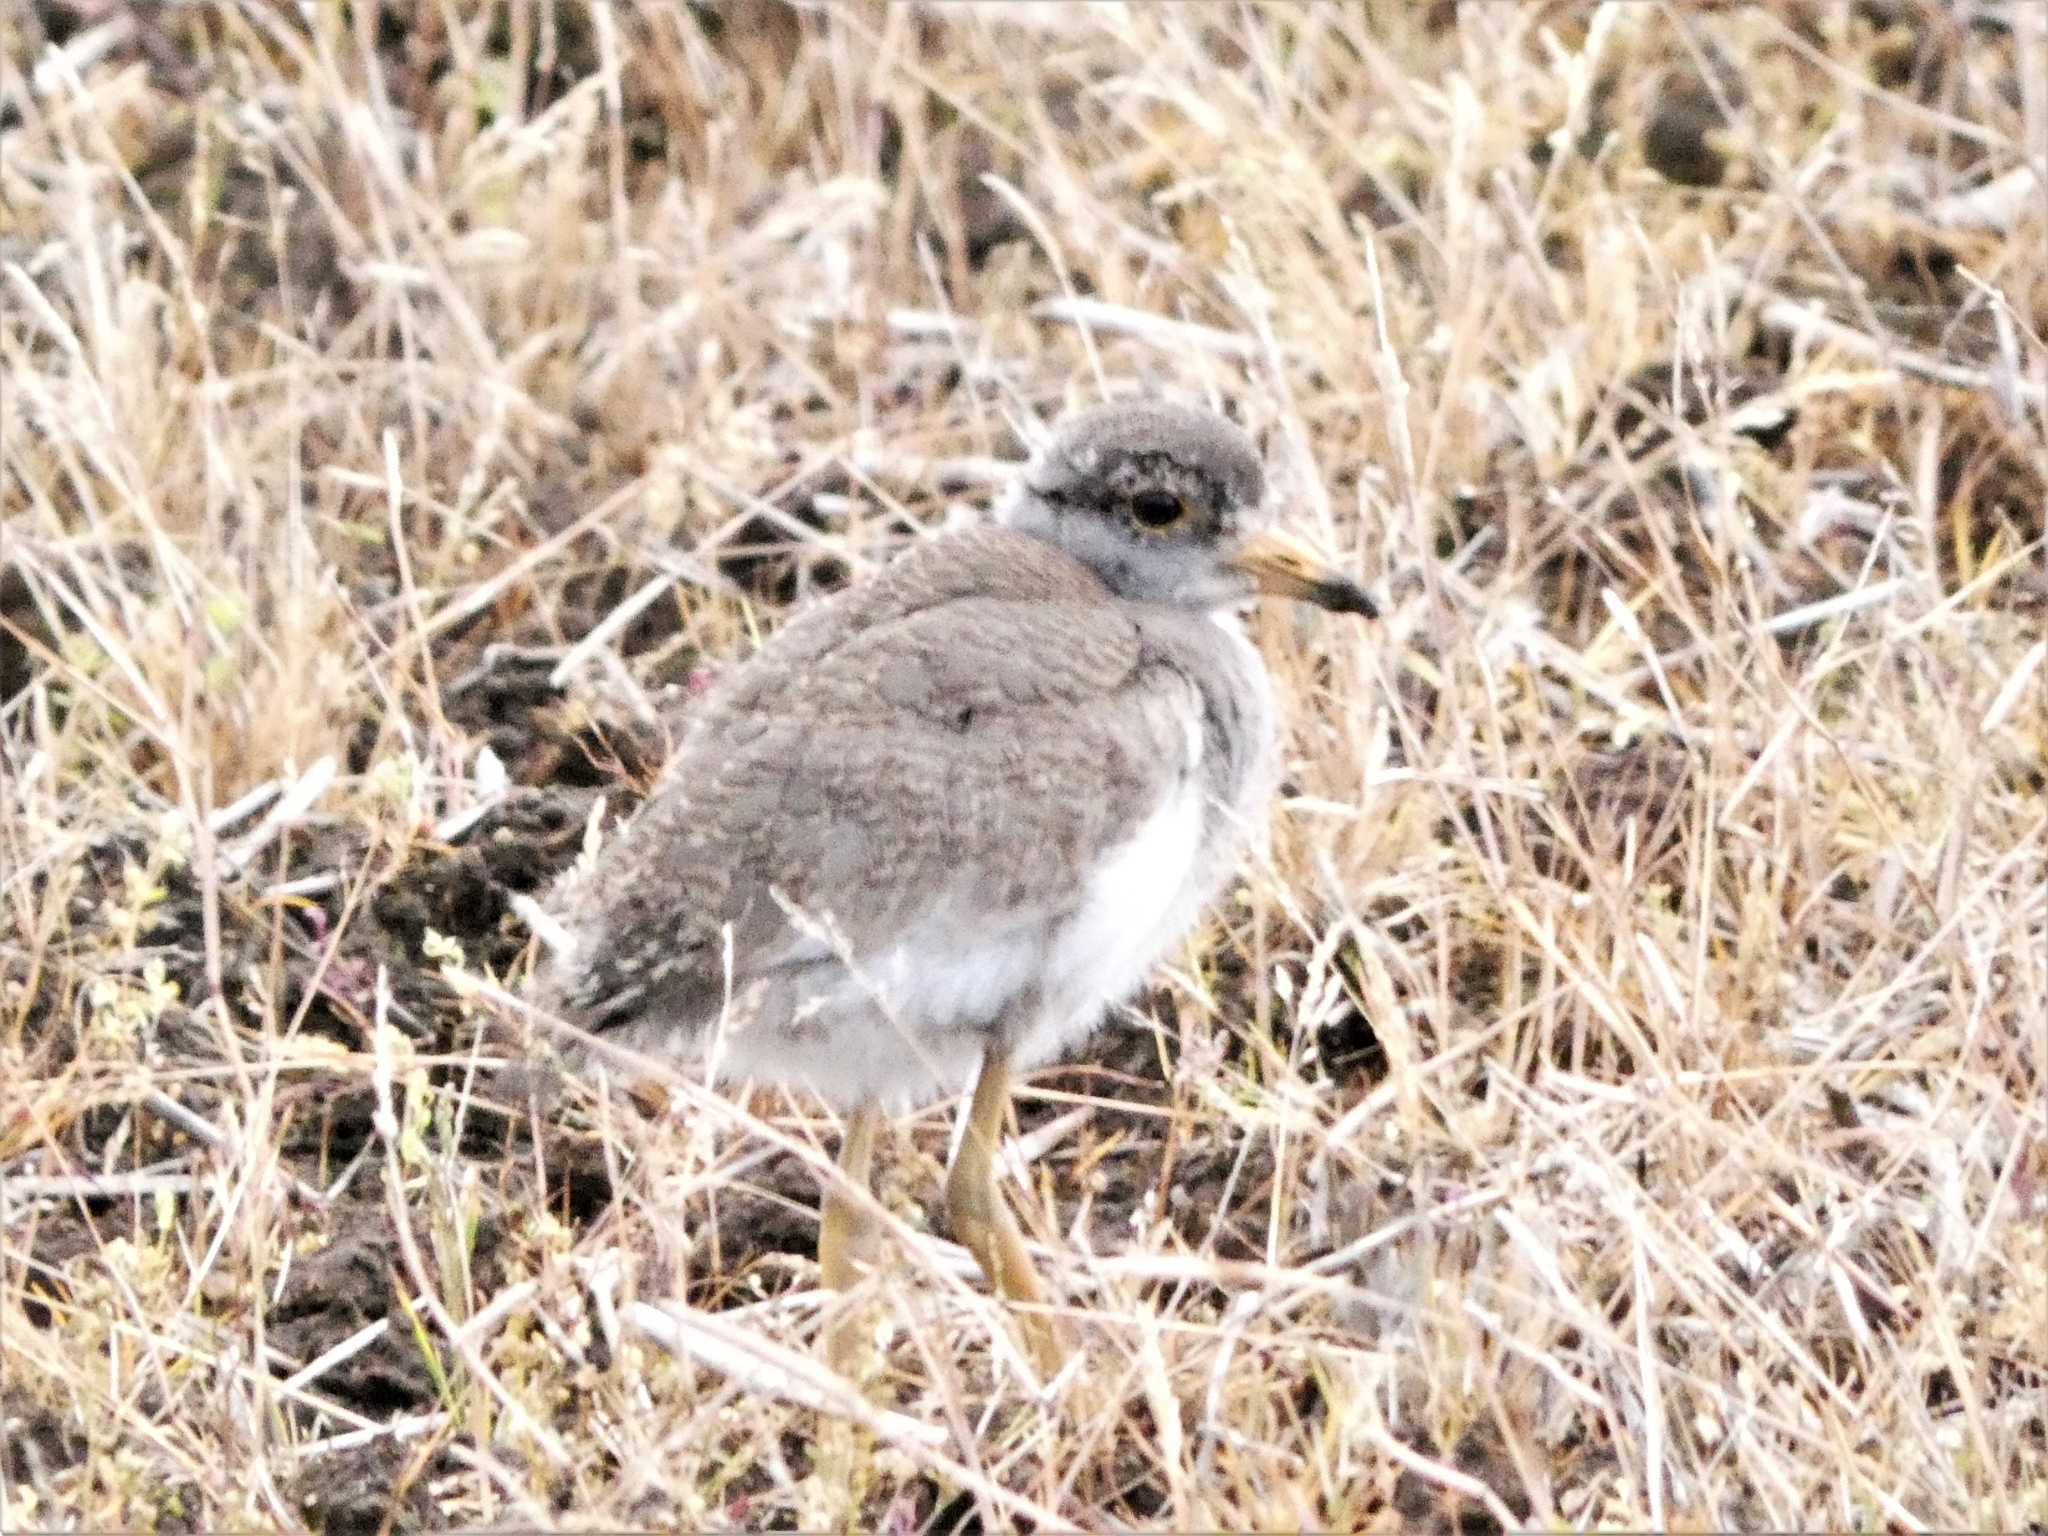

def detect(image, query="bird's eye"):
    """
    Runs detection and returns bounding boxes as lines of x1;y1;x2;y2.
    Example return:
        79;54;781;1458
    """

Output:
1130;490;1187;530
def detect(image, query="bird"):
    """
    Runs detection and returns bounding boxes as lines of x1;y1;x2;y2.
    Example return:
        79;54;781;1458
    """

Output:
528;398;1375;1367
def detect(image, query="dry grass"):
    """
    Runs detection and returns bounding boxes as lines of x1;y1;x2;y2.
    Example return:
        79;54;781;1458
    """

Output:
4;2;2046;1530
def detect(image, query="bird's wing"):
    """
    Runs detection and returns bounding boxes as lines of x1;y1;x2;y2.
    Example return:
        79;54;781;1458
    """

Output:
539;531;1203;1035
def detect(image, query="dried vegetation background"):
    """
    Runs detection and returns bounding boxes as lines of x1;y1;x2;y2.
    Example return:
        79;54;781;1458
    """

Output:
3;1;2046;1530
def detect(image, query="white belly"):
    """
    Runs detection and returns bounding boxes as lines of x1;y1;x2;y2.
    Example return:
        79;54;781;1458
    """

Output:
1016;778;1209;1069
700;783;1213;1107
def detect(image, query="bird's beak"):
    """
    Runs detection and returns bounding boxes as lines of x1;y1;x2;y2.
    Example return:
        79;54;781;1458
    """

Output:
1229;529;1378;618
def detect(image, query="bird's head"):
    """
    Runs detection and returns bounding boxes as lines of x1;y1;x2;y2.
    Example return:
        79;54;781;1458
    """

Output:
1000;400;1377;618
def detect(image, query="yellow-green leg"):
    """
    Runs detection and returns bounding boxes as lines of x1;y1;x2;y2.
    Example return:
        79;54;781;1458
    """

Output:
819;1100;881;1372
817;1102;885;1529
946;1044;1063;1372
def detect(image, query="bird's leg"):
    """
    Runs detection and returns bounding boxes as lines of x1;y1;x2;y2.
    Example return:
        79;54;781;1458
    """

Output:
946;1044;1063;1372
819;1099;881;1372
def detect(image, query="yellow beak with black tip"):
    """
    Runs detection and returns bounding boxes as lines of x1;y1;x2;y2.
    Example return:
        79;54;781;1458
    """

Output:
1229;529;1378;618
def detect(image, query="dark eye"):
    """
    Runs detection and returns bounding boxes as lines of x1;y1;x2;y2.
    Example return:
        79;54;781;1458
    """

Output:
1130;490;1186;529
